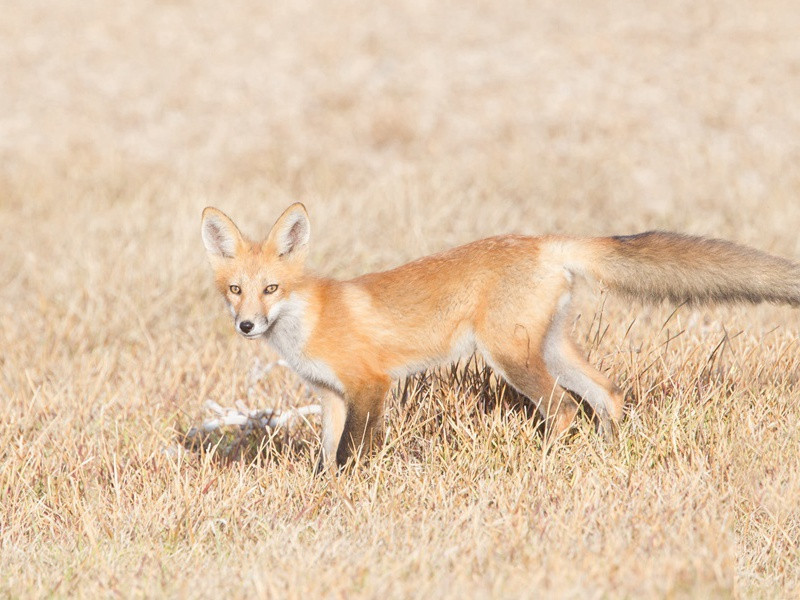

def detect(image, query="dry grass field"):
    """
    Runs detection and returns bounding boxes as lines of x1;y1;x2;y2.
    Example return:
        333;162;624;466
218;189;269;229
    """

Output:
3;0;800;597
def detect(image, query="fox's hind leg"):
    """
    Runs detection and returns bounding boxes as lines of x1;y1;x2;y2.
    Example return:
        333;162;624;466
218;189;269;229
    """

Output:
492;354;580;442
477;279;580;442
479;335;579;442
543;293;625;440
546;339;625;440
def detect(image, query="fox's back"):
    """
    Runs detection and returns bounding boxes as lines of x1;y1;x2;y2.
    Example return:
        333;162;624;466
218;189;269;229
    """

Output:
351;234;547;320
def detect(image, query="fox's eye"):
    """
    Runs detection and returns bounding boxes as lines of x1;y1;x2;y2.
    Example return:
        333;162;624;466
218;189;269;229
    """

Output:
229;285;241;295
264;284;278;295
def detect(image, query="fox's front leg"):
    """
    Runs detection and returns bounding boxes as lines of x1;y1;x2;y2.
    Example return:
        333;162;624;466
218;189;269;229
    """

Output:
316;390;348;473
335;378;390;469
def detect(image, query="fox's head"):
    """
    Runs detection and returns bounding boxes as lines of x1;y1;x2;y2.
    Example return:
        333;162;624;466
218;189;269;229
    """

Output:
201;203;310;339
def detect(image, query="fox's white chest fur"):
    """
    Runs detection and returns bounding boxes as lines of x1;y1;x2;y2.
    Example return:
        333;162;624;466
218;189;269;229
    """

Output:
266;293;345;394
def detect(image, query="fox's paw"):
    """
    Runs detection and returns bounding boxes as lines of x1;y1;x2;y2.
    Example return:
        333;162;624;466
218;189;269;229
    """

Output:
596;413;620;444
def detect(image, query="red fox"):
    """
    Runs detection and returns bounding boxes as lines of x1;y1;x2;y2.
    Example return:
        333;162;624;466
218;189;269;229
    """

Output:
202;203;800;469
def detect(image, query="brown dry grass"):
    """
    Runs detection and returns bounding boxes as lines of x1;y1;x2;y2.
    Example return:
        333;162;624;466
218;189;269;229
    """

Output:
2;1;800;597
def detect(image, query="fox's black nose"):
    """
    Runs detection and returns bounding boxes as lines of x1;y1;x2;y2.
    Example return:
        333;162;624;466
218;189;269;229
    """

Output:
239;321;254;334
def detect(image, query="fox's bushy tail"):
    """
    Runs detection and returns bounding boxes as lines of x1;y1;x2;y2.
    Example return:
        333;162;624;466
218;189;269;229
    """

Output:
578;231;800;307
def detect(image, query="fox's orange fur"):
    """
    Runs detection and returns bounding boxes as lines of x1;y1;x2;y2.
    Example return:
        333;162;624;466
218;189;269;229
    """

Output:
202;203;800;469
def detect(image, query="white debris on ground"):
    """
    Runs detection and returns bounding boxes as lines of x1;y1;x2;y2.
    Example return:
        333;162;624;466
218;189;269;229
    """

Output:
166;359;322;457
186;400;322;437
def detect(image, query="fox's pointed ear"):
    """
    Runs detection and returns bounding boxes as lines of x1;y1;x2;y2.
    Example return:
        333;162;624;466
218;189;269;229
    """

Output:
201;207;245;259
265;203;310;259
